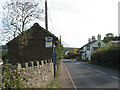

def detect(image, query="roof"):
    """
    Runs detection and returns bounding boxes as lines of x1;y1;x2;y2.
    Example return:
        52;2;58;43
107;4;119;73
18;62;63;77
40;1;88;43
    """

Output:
32;23;58;39
0;45;2;49
0;58;3;62
7;23;58;45
79;40;97;50
84;40;96;47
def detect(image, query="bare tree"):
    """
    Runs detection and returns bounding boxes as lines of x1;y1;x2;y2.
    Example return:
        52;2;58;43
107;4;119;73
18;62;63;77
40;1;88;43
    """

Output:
1;0;44;42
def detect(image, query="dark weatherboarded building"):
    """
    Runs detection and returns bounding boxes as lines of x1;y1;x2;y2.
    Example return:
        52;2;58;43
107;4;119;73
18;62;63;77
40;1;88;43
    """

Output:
7;23;58;64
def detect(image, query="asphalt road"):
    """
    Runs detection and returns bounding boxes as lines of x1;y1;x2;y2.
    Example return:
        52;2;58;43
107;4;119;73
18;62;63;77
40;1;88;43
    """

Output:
63;59;120;88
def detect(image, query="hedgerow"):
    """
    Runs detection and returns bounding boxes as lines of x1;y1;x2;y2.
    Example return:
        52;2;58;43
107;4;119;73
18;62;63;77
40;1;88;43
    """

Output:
91;44;120;69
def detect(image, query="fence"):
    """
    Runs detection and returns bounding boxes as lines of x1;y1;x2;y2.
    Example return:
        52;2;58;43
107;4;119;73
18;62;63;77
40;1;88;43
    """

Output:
17;59;54;88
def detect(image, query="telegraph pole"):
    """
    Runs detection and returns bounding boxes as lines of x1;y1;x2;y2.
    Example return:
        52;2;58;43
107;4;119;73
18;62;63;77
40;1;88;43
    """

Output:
45;0;48;31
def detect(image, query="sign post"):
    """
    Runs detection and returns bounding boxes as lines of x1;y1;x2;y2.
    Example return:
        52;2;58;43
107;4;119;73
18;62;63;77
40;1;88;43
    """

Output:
45;37;53;48
53;45;56;78
53;41;58;78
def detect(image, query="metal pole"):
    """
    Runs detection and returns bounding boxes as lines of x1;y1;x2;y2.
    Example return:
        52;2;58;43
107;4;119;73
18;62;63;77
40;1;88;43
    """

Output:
53;43;56;78
54;48;56;78
45;0;48;31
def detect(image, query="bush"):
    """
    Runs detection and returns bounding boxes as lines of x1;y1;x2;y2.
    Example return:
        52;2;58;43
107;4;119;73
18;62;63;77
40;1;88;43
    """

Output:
2;62;27;88
91;44;120;69
55;41;64;64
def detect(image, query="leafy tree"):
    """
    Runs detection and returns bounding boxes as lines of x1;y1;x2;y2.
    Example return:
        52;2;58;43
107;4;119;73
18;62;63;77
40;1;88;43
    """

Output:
55;40;64;63
1;0;44;42
106;33;114;37
103;33;114;43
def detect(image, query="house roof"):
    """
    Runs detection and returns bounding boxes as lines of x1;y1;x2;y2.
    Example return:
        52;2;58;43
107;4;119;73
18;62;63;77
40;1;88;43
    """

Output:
0;45;2;49
84;40;97;47
32;23;58;39
79;40;97;50
7;23;58;45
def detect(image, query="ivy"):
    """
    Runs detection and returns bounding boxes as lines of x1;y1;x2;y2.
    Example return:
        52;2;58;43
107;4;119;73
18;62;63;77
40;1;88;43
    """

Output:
2;62;27;88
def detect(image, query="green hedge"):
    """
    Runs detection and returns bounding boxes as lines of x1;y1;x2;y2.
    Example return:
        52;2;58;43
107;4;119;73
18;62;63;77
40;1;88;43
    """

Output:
91;44;120;69
55;40;64;64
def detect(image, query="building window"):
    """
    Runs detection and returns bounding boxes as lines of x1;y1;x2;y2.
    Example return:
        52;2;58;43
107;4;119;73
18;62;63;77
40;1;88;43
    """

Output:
93;47;98;51
98;42;101;47
87;46;90;50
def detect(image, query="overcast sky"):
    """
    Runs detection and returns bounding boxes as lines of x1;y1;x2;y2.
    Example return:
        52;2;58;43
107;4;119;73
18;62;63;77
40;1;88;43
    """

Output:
0;0;120;48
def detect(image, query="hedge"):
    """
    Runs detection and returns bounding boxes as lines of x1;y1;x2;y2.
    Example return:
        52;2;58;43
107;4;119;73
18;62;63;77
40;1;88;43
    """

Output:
91;44;120;69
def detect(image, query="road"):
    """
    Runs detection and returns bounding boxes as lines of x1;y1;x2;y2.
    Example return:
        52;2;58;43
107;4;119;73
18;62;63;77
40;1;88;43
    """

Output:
63;59;120;88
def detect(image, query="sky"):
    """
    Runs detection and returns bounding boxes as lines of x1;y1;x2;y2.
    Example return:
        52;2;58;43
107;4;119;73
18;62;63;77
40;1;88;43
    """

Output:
0;0;120;48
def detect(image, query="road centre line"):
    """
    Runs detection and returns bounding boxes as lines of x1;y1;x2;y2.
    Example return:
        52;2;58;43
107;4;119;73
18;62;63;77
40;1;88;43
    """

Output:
84;66;107;75
100;72;106;75
86;67;92;70
94;69;106;74
111;76;120;80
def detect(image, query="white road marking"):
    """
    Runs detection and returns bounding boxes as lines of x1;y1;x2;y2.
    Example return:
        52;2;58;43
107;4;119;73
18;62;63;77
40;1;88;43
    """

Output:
95;69;101;72
86;67;92;70
63;62;77;89
94;69;106;74
100;72;106;75
111;76;120;80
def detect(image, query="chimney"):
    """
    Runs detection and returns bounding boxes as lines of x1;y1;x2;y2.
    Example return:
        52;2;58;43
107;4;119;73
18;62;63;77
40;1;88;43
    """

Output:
88;38;91;43
97;34;101;41
91;36;96;42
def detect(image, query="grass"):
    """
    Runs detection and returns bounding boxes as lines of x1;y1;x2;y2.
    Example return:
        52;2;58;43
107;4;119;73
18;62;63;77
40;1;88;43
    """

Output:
46;80;61;88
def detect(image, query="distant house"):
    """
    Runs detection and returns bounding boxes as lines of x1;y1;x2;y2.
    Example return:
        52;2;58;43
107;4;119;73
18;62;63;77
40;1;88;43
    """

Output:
7;23;58;64
64;47;79;55
109;41;120;44
80;34;106;60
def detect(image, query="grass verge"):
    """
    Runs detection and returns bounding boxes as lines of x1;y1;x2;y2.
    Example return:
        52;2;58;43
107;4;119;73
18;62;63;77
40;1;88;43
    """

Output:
46;80;61;88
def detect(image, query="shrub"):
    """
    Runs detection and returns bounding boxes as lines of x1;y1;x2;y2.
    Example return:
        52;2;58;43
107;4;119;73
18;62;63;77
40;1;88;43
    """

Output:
91;44;120;69
55;41;64;64
2;62;27;88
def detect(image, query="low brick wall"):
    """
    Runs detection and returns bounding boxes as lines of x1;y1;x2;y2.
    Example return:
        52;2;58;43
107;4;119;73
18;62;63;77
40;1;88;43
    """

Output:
17;60;54;88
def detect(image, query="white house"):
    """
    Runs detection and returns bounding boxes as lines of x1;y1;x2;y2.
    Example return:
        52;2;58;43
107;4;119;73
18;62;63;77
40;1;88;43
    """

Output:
81;34;106;60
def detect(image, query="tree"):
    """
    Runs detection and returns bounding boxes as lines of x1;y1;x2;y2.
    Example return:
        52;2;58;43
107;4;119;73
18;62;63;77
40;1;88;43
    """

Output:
103;33;114;43
1;0;44;42
55;40;64;63
106;33;114;37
